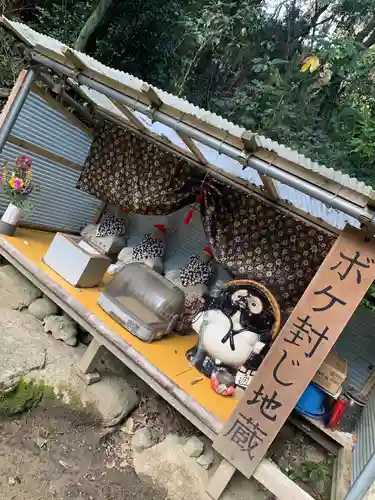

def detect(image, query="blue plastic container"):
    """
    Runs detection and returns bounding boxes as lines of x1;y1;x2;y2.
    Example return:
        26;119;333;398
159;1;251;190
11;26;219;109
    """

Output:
295;383;325;419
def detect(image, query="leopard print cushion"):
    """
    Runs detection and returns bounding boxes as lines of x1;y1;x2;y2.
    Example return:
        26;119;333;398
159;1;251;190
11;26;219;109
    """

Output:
96;213;127;237
180;255;213;287
132;233;165;261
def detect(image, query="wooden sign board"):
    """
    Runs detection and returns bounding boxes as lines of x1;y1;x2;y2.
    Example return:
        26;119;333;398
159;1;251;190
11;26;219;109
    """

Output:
214;225;375;478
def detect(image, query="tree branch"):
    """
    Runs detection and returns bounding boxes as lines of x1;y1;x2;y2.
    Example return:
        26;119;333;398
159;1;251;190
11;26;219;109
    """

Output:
177;37;211;97
0;88;10;98
363;28;375;48
74;0;114;52
355;16;375;43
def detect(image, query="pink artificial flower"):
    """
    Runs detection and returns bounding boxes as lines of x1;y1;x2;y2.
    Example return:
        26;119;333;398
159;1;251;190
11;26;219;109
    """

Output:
17;155;32;168
17;155;26;166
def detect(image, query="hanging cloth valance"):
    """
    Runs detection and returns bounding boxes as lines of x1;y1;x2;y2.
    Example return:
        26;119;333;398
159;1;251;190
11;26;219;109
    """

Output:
201;180;336;309
77;121;199;215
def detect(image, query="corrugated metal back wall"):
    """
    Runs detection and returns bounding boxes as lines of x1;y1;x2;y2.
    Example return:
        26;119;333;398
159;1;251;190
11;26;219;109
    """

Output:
0;90;101;232
335;306;375;392
353;385;375;481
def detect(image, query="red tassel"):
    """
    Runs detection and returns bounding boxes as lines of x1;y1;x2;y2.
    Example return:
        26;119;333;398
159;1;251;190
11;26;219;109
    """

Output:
184;188;205;225
196;190;204;204
184;208;194;225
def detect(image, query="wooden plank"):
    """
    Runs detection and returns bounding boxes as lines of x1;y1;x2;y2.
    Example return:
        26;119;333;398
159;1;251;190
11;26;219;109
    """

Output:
20;222;78;234
260;174;279;201
0;69;28;128
300;414;354;451
33;43;75;69
214;225;375;478
76;338;105;385
178;133;208;164
110;100;146;130
8;136;83;171
206;459;236;499
331;447;352;500
288;414;340;456
254;459;314;500
141;83;162;108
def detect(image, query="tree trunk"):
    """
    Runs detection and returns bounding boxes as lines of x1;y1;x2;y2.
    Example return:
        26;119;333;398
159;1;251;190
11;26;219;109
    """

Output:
74;0;115;52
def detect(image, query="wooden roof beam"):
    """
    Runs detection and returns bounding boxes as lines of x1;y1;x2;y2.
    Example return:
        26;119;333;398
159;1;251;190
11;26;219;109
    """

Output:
178;133;208;164
260;174;279;201
110;101;147;131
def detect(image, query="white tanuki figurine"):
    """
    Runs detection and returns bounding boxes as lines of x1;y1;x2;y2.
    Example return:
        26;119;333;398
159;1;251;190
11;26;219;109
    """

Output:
108;224;167;275
192;286;274;369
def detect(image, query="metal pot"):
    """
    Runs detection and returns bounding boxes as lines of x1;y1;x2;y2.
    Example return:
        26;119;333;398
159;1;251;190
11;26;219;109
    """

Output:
338;388;367;433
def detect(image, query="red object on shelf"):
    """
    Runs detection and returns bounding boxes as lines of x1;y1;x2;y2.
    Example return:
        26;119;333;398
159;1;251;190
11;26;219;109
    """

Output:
154;224;167;234
203;246;214;259
326;397;350;429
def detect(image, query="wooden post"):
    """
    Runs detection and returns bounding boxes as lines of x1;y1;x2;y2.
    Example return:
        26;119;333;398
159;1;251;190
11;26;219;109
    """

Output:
0;69;28;128
214;225;375;478
76;338;105;385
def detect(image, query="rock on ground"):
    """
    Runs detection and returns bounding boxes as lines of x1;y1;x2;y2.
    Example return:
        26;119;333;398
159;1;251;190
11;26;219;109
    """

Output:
134;434;268;500
43;314;78;346
0;265;42;309
132;428;153;452
28;297;59;321
0;308;47;392
0;307;139;425
183;436;204;458
196;446;214;469
134;435;207;500
81;374;139;427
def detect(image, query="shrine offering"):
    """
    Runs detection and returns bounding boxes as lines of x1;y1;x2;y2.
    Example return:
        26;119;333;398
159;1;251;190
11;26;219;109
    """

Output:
188;280;280;396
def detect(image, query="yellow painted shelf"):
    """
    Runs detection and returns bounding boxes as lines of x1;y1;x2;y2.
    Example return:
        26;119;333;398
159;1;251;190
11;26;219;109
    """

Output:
5;228;238;423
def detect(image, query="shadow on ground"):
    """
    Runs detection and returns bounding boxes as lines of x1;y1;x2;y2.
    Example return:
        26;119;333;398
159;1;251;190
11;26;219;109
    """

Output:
0;402;167;500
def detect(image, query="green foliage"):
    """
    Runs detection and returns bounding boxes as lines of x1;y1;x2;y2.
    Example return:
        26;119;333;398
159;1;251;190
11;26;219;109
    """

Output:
3;0;375;187
0;29;23;88
287;457;334;498
362;282;375;311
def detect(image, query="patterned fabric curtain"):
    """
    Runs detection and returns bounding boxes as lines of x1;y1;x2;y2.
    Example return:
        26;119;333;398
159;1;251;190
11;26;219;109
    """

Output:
201;179;336;309
77;121;200;215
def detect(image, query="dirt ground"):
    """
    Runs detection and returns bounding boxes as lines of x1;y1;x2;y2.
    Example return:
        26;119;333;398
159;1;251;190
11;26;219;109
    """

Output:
0;402;167;500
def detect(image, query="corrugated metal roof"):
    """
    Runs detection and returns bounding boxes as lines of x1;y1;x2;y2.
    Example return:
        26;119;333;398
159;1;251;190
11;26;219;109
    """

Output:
2;15;374;206
274;181;360;230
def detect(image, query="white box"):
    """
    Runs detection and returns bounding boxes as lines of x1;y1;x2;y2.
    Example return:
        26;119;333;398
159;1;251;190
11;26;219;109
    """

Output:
43;233;111;287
